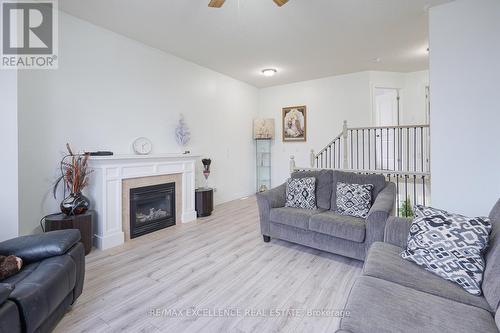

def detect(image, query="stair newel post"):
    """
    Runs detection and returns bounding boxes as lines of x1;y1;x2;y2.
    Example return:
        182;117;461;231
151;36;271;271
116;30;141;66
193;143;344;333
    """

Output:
289;155;296;174
310;149;315;168
342;120;348;169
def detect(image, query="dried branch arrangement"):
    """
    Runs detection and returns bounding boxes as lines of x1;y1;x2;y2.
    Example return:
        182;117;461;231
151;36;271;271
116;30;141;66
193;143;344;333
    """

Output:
53;144;93;199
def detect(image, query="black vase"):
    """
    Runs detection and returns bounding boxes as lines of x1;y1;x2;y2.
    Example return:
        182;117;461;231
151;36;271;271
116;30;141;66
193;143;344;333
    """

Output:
60;192;90;216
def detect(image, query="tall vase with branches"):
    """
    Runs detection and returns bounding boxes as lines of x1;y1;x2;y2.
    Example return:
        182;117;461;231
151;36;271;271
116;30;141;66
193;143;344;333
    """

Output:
53;144;93;216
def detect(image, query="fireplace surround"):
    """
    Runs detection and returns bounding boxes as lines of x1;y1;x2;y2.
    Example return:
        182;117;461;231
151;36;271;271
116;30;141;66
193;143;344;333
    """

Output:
87;154;198;250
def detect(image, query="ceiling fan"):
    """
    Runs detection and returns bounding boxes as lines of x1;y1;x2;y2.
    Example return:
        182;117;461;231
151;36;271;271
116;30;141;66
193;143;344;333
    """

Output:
208;0;289;8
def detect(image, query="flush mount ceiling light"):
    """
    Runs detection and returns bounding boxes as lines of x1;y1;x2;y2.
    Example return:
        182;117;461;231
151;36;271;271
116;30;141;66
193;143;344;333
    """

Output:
261;68;277;77
209;0;289;8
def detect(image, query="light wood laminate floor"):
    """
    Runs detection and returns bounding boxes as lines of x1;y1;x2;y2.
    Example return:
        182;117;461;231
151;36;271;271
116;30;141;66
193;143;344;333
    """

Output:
54;196;362;333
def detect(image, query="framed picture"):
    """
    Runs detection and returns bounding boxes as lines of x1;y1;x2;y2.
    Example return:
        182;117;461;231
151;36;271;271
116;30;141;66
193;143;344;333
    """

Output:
282;105;307;142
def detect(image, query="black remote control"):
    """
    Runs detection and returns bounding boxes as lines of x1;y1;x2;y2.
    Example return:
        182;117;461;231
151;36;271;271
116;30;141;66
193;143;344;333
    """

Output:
87;151;114;156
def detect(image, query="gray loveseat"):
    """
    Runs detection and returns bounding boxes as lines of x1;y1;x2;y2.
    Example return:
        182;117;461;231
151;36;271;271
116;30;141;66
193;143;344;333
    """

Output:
337;198;500;333
257;170;396;261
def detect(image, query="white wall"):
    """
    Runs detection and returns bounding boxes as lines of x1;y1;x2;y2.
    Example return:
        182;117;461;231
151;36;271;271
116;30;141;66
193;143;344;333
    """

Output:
429;0;500;216
0;70;19;241
369;70;429;125
259;71;371;187
17;12;259;235
259;70;429;186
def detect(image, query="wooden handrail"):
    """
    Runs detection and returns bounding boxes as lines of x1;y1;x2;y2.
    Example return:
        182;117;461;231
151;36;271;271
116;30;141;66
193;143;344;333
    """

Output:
347;124;429;131
315;134;342;155
294;167;431;178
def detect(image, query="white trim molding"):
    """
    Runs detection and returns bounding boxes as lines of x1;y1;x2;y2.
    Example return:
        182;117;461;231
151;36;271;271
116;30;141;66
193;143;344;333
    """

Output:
87;154;199;250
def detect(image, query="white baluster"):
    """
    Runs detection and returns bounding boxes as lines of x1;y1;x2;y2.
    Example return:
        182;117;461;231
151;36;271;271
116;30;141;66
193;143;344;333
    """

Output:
343;120;348;169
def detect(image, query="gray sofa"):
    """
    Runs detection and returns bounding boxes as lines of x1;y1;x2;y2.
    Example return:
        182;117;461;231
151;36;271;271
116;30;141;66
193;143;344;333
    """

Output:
337;198;500;333
257;170;396;261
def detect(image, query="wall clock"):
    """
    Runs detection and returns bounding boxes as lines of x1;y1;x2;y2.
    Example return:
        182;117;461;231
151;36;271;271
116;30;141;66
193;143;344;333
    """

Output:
132;137;152;155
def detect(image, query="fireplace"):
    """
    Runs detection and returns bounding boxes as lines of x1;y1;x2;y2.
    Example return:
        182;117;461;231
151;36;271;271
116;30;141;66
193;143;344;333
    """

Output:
129;182;176;239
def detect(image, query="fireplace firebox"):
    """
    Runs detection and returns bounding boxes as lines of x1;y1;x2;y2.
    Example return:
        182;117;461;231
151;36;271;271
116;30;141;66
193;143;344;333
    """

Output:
129;182;175;238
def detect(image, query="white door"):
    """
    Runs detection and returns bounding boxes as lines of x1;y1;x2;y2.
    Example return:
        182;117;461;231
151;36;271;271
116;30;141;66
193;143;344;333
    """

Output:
374;88;399;170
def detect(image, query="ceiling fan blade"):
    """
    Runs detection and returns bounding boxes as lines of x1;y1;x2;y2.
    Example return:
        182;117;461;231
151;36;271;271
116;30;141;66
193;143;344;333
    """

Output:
273;0;289;6
208;0;225;8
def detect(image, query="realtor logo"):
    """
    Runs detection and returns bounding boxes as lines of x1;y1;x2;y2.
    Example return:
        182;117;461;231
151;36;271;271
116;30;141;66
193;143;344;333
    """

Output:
1;0;58;69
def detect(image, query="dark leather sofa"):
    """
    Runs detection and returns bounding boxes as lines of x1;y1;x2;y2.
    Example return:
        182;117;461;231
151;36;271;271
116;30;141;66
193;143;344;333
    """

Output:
0;230;85;333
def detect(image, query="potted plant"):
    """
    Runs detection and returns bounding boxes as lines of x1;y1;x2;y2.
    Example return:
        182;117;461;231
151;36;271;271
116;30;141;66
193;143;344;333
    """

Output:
53;144;93;215
399;197;414;218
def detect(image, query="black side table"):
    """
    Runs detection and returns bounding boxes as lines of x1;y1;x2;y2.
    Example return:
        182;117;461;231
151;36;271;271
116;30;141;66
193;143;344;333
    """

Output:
195;188;214;217
44;210;94;255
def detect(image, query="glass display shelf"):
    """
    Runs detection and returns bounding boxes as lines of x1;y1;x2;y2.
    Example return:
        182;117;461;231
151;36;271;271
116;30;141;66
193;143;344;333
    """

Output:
255;139;272;193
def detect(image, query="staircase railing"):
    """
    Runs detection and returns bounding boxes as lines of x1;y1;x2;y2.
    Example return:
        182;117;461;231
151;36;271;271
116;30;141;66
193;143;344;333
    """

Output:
291;120;431;217
311;121;430;173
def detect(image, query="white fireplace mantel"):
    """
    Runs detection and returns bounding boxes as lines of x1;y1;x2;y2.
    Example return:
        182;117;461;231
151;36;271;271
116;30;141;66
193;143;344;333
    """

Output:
87;154;199;250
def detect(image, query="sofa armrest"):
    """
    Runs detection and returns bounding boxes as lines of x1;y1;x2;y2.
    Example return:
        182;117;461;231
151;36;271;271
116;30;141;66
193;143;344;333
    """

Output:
384;216;412;248
364;182;396;255
258;183;286;209
0;284;14;305
256;183;286;236
0;230;81;263
369;182;396;217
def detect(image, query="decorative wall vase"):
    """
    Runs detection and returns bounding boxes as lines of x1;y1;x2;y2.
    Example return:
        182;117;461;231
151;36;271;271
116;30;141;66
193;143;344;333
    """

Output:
175;114;191;148
202;158;211;188
61;192;90;216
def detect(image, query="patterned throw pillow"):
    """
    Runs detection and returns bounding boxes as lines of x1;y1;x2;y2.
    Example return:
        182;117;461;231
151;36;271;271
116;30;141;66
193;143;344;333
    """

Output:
401;205;492;295
335;182;373;218
285;177;317;210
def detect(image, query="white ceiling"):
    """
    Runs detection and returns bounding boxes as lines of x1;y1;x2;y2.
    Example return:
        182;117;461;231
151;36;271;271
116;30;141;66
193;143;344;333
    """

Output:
59;0;452;88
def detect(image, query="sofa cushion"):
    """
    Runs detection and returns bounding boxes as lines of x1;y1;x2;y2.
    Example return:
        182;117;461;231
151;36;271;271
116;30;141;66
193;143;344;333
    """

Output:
335;182;373;218
2;261;40;285
8;255;76;333
339;276;498;333
483;199;500;311
269;221;367;260
402;205;491;295
331;171;386;212
364;242;491;311
309;211;365;243
285;177;317;209
270;207;325;231
292;170;333;210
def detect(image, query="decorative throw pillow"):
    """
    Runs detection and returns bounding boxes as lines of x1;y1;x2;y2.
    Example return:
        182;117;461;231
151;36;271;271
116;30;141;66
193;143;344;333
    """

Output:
285;177;317;209
335;182;373;218
401;205;492;295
